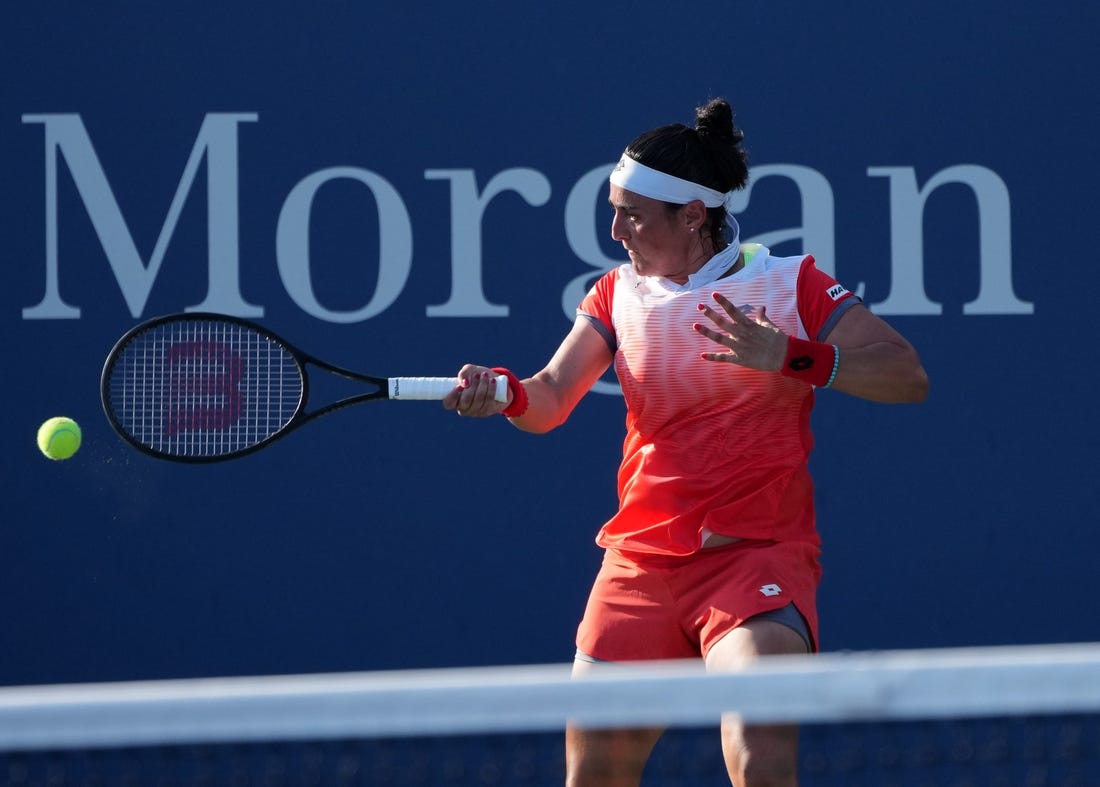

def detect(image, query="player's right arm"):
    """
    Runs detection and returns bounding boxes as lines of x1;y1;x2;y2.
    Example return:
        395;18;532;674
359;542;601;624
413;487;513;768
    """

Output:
445;317;614;433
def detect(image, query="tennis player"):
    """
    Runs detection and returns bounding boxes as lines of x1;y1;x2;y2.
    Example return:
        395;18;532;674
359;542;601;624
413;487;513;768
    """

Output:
444;98;928;787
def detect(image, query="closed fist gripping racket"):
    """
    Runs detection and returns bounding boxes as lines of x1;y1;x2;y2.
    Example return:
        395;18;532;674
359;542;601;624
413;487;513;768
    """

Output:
101;313;507;462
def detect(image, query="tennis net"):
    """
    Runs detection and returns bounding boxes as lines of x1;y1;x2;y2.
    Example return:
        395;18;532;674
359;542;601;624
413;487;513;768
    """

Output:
1;642;1098;785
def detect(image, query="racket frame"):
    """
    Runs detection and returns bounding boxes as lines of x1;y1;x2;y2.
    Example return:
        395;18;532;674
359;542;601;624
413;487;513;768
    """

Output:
100;312;482;463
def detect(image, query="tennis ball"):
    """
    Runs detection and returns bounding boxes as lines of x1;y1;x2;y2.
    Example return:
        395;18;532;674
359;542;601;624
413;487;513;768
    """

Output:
37;417;81;460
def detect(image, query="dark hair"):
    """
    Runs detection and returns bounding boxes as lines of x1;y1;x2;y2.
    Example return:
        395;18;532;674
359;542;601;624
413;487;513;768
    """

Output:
623;98;748;250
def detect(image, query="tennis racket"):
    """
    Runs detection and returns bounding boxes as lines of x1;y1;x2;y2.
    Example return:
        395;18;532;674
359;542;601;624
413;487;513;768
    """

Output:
100;312;507;462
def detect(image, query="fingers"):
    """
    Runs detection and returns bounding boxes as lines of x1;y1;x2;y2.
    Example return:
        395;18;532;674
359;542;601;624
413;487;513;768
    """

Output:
445;366;506;417
692;323;740;364
710;290;738;315
693;296;747;359
701;292;739;324
693;293;785;370
709;292;768;321
692;320;730;347
692;313;742;367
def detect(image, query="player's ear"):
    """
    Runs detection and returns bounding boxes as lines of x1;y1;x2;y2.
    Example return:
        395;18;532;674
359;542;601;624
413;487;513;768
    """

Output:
681;200;708;232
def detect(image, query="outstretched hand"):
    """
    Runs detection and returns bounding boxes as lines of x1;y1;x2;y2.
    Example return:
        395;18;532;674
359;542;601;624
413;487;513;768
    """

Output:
693;292;788;371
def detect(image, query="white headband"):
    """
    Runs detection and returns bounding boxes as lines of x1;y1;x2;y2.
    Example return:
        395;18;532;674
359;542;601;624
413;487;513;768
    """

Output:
610;155;729;208
609;155;741;242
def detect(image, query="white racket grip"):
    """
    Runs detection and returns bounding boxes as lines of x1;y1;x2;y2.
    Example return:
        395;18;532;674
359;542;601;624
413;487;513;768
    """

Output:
388;375;509;403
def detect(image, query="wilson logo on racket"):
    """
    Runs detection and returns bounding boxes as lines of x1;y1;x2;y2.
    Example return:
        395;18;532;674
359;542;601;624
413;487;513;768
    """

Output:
164;341;243;436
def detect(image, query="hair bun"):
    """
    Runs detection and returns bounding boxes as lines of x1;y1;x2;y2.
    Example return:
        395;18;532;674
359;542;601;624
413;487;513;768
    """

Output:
620;96;749;196
695;97;743;145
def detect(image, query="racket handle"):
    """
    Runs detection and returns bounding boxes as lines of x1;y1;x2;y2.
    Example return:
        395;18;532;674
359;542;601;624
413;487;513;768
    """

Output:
389;375;509;403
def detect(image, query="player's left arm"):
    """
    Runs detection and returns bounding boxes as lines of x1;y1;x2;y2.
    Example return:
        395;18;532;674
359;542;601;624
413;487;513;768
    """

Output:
819;303;929;403
696;296;928;404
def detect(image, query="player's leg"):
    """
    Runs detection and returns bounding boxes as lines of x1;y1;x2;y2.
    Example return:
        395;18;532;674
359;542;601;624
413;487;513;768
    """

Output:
568;548;692;786
565;654;665;787
704;615;810;787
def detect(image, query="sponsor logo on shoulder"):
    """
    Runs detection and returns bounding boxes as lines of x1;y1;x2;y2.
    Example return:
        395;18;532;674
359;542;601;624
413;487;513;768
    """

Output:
827;284;849;301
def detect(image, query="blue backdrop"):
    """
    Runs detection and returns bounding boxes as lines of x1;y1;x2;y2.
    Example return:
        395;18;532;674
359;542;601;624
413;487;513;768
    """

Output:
2;1;1096;687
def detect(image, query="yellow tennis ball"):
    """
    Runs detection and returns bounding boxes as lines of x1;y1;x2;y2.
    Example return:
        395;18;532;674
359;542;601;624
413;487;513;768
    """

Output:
37;417;82;460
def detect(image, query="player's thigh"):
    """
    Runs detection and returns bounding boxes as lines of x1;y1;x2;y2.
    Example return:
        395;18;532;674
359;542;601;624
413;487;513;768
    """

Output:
705;617;809;671
567;656;666;785
705;620;807;785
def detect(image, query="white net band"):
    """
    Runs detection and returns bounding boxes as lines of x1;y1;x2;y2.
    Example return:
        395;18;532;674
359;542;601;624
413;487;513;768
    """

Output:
1;642;1099;752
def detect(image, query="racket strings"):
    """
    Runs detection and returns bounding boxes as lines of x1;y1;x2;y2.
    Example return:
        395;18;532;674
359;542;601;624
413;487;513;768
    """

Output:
107;319;303;458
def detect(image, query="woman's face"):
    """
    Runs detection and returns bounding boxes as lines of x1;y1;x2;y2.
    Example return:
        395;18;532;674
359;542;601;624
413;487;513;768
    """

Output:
608;184;699;284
